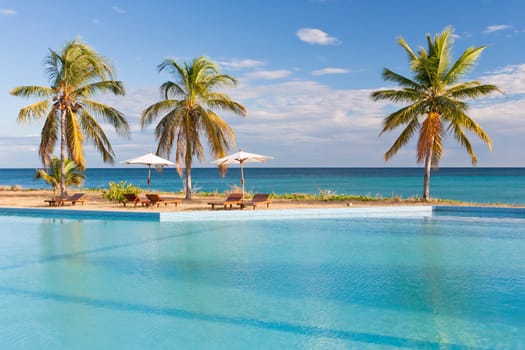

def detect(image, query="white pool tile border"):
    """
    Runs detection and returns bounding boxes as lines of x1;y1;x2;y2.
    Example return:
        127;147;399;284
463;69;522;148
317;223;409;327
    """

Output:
1;205;524;222
159;206;434;222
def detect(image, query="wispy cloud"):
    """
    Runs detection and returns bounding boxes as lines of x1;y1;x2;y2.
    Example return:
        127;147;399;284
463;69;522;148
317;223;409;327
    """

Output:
112;6;126;14
481;64;525;95
296;28;340;45
13;69;525;168
243;70;292;80
0;8;16;16
312;67;349;76
484;24;512;33
92;18;101;24
218;58;265;70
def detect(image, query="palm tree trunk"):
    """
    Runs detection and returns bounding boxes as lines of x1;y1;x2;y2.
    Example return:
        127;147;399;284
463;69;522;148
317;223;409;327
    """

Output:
60;109;67;197
185;165;192;200
184;145;192;199
423;151;432;201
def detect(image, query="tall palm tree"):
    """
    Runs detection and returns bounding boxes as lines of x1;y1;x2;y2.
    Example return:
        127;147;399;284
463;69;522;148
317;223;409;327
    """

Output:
11;40;129;196
371;27;500;200
141;56;247;199
34;156;85;197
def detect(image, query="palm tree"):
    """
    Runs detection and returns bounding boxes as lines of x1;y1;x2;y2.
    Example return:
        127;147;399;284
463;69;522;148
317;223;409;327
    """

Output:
34;156;85;197
11;40;129;197
371;27;500;200
141;56;247;199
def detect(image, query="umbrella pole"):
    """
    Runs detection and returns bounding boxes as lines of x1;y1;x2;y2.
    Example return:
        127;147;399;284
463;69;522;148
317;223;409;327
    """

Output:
240;161;245;201
147;165;151;191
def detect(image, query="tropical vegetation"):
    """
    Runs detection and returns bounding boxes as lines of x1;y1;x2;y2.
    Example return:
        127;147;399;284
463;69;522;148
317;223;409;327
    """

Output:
11;40;129;197
141;56;246;199
371;27;500;200
101;181;141;203
34;156;85;197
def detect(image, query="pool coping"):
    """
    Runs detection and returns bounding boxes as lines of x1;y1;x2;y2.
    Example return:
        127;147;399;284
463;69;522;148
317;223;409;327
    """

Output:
1;205;524;221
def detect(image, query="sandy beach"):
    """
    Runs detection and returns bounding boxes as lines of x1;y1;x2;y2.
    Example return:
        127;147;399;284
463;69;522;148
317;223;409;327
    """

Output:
0;188;431;213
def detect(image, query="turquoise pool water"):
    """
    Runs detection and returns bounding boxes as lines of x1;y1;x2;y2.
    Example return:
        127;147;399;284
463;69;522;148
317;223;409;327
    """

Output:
0;213;524;349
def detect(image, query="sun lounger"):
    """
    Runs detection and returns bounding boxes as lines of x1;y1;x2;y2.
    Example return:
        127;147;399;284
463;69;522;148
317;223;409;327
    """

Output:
145;194;181;207
207;193;243;210
44;193;86;206
122;193;151;207
61;193;86;205
240;193;272;210
44;198;64;206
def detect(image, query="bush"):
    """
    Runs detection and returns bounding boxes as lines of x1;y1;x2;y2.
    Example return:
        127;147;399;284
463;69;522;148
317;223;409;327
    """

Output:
101;181;141;203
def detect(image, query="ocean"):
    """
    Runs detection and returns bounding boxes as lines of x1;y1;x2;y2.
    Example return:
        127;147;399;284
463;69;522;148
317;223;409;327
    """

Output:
0;167;524;205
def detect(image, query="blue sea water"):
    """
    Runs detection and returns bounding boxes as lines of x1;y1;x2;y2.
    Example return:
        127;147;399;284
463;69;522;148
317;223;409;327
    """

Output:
1;167;524;204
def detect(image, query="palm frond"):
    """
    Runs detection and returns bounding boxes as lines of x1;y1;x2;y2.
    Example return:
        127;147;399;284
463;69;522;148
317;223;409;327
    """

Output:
381;69;422;90
434;95;468;117
371;88;424;104
200;109;236;159
447;83;501;100
205;92;247;115
34;168;58;190
16;100;51;123
64;108;85;169
78;110;115;164
380;102;425;134
450;123;478;164
45;49;62;86
39;110;59;167
445;46;486;84
81;99;129;137
154;109;184;158
160;81;186;99
384;118;420;161
397;37;418;62
206;74;238;89
10;86;54;99
74;80;125;98
431;26;452;79
452;113;492;150
141;100;181;128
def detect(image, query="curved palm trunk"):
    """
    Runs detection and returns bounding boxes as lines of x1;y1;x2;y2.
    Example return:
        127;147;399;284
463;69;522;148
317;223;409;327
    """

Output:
423;151;432;201
59;109;67;197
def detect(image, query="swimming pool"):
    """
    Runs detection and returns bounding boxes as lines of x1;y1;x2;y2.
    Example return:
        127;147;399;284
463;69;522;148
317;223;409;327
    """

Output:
0;210;524;349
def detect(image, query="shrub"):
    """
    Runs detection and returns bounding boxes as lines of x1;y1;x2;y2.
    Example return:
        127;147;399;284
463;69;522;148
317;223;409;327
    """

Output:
101;181;141;203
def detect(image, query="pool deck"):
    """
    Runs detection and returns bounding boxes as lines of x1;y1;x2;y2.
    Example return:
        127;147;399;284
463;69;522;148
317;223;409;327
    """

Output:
1;205;524;221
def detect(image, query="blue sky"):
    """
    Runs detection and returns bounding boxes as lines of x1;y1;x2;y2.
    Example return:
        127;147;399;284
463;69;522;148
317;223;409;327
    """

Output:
1;0;524;168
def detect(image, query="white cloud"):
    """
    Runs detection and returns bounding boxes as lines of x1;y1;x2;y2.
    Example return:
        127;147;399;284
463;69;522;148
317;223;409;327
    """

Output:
243;70;292;80
0;8;16;15
481;64;525;95
296;28;340;45
5;66;525;168
218;58;265;70
484;24;512;33
312;67;349;76
112;6;126;14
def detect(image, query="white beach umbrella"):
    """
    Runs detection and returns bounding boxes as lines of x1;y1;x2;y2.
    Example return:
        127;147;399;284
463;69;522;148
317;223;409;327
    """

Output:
213;149;273;200
121;152;175;191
